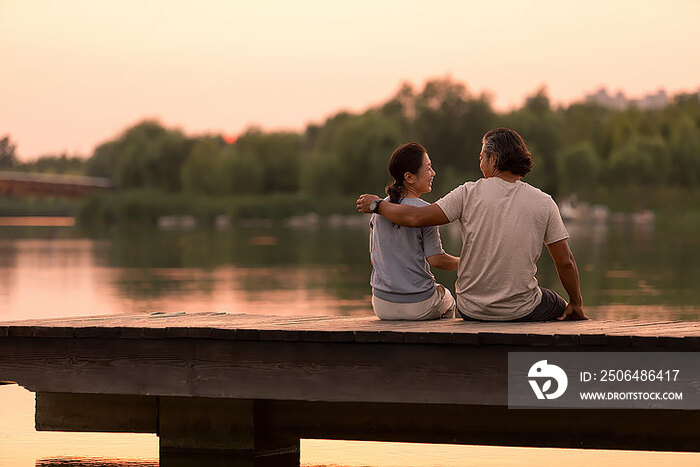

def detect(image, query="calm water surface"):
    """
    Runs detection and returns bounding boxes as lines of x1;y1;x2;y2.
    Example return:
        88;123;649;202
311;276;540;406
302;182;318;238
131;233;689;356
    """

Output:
1;218;699;466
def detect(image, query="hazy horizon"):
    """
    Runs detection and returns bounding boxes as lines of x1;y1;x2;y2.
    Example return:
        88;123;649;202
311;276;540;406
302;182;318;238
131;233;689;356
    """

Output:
2;0;699;160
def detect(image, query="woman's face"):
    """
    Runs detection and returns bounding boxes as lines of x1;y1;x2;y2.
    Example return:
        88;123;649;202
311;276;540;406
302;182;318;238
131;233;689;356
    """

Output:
407;152;436;195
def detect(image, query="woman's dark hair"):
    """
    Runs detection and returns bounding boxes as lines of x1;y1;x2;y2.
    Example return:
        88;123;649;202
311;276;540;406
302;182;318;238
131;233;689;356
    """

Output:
482;128;534;176
385;142;426;203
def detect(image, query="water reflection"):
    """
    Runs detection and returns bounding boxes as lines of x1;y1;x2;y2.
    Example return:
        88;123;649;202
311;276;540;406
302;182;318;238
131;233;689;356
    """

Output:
303;439;700;467
0;219;699;322
90;219;700;319
37;458;157;467
0;385;159;467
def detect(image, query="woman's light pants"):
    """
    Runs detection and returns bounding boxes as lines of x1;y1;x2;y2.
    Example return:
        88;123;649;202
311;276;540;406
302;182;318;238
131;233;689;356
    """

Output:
372;284;456;321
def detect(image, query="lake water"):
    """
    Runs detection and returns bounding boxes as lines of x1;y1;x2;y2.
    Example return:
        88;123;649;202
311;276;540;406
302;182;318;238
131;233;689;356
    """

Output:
1;217;699;466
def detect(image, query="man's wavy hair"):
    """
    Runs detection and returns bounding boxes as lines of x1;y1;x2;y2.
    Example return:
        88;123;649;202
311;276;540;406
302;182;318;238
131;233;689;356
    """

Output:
482;128;534;176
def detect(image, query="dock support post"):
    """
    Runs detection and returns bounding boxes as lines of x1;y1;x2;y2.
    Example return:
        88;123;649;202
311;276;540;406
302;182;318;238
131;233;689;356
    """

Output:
158;397;300;467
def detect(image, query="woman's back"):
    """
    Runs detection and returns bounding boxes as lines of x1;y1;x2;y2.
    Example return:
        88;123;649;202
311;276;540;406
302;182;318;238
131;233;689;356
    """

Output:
369;197;445;304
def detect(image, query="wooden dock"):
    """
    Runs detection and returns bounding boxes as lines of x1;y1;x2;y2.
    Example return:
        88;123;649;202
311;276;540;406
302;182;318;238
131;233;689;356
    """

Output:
0;171;112;198
1;312;698;466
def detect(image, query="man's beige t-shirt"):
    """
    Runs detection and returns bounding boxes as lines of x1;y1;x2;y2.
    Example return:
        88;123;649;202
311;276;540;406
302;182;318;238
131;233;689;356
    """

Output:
435;177;569;320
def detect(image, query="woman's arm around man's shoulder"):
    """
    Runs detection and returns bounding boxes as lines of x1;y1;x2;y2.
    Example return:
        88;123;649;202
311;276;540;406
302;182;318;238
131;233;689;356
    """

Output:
356;194;449;228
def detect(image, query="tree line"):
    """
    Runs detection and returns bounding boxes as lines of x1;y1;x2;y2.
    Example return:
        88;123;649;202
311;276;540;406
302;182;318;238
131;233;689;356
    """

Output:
4;77;700;205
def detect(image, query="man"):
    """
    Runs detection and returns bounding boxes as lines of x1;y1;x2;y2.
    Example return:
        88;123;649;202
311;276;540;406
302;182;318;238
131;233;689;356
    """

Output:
356;127;587;321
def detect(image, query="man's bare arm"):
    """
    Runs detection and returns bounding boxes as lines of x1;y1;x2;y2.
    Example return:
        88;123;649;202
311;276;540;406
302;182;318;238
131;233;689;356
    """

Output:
545;239;588;320
427;253;459;271
356;194;449;227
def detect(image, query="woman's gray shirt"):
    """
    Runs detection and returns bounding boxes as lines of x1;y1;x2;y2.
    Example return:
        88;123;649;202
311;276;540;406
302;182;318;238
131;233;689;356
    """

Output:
369;197;445;303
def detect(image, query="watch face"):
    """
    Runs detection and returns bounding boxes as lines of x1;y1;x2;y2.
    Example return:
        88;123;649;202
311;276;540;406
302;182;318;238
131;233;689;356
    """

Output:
370;200;379;212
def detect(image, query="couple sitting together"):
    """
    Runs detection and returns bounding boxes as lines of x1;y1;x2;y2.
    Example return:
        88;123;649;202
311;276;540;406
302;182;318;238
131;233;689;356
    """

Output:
356;127;587;322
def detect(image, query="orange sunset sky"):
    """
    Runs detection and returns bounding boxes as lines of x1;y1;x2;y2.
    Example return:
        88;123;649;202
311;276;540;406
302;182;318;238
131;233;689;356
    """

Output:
1;0;699;160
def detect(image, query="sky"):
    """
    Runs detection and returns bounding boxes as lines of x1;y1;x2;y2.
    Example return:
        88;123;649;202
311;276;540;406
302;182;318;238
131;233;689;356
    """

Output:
1;0;699;160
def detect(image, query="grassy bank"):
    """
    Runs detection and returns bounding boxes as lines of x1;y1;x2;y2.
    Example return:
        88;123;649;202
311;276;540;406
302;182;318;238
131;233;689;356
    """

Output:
0;196;82;216
75;189;360;232
3;185;699;232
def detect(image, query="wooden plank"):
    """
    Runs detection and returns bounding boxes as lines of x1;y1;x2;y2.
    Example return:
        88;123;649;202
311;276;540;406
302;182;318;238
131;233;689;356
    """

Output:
142;327;166;339
74;326;121;338
281;329;303;342
578;334;607;346
159;397;255;450
165;326;212;339
270;401;700;452
403;332;453;345
604;335;634;347
552;334;580;346
36;392;157;433
1;313;699;346
0;337;509;405
7;326;36;337
658;336;700;349
477;332;531;346
353;330;381;343
33;394;700;452
255;328;283;341
299;330;355;343
681;336;700;349
524;333;556;346
211;328;260;341
605;322;697;334
378;331;405;344
618;324;700;337
113;326;144;339
629;336;660;348
452;332;479;345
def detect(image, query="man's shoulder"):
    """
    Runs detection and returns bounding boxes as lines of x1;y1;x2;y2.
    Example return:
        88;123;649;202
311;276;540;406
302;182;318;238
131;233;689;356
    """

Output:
440;180;477;198
519;181;554;201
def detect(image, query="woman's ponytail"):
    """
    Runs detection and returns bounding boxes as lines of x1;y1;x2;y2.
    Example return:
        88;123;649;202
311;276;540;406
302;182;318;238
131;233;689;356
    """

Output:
385;181;403;204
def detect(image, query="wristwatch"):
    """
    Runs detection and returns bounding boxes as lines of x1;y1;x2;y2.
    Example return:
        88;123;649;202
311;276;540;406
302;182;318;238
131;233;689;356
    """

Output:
369;199;383;213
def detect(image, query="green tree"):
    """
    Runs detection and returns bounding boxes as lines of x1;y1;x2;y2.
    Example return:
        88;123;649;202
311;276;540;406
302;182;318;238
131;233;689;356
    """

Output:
411;77;495;176
501;88;564;194
562;103;610;156
233;130;303;194
607;136;670;187
86;121;189;191
668;116;700;188
302;111;402;195
20;153;86;174
0;135;18;168
181;136;228;195
219;143;265;195
86;141;119;178
557;141;601;196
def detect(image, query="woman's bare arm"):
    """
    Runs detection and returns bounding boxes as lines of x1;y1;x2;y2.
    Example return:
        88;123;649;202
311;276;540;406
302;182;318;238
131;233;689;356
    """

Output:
427;253;459;271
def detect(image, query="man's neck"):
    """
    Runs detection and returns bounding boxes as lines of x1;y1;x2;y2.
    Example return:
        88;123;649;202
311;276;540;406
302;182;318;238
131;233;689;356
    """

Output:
494;171;522;183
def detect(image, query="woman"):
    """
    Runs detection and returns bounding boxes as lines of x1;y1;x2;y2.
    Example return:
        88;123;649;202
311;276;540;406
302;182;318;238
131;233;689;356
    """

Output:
368;142;459;320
